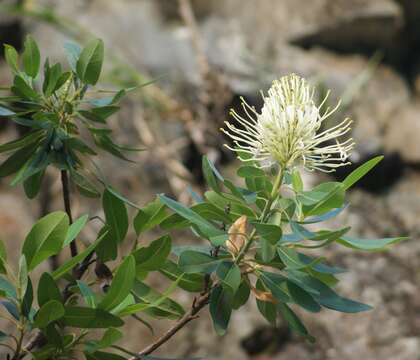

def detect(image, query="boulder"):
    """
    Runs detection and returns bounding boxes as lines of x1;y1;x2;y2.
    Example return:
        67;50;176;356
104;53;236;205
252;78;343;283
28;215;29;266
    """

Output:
384;101;420;163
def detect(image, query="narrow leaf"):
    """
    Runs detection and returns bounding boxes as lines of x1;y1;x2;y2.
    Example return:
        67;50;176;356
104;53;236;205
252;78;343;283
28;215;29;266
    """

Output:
76;39;104;85
99;255;136;311
342;156;383;190
22;35;40;78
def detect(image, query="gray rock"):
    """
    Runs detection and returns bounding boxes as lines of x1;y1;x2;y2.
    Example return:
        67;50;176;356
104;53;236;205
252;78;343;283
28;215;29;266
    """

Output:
384;102;420;162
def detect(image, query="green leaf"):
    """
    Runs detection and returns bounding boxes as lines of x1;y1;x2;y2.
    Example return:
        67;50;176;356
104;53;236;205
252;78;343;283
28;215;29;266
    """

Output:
342;156;383;190
259;271;290;303
159;195;224;240
209;285;233;336
253;223;282;245
4;44;19;73
277;302;314;341
245;176;272;195
291;169;303;192
223;180;257;204
255;279;277;325
301;206;346;224
178;250;222;274
203;156;224;181
103;189;128;243
89;90;126;107
134;197;166;235
0;140;41;178
55;71;71;92
237;166;265;178
23;170;44;199
63;306;124;328
52;231;107;280
97;188;128;261
232;281;250;309
216;261;241;294
89;328;123;352
299;182;345;216
287;271;371;313
85;351;127;360
80;106;119;123
286;281;321;313
1;300;19;320
10;147;49;186
109;294;135;316
95;226;117;262
34;300;65;328
260;237;276;263
0;330;8;342
18;255;28;299
284;222;350;244
43;64;70;97
172;245;213;257
67;137;97;156
133;235;171;272
92;133;136;162
22;35;41;78
22;278;33;319
0;106;15;116
43;62;61;96
131;281;185;319
77;281;96;308
204;191;255;218
76;39;104;85
38;273;62;307
12;75;40;100
202;156;221;193
299;254;346;274
118;276;183;316
64;214;89;247
64;41;82;71
70;171;101;198
0;240;7;274
22;211;69;271
277;247;309;270
337;236;407;251
161;202;232;231
159;260;204;292
99;255;136;311
0;276;17;299
104;186;141;209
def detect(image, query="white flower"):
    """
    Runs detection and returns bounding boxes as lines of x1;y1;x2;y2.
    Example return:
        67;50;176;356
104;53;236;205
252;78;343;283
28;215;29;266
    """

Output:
221;74;354;172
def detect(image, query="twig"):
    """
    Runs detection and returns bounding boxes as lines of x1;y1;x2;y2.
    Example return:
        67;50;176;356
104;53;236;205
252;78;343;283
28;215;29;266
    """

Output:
61;170;77;257
129;291;211;359
39;172;60;270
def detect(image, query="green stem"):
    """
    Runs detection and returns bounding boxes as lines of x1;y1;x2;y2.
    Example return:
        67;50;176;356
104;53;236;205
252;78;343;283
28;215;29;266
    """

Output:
12;319;25;360
235;167;284;263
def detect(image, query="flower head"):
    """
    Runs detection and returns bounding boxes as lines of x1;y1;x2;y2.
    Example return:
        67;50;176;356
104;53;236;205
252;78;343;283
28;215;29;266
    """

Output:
221;74;354;172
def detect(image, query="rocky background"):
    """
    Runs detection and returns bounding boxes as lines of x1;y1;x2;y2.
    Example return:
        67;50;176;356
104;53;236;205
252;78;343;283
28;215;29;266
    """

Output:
0;0;420;359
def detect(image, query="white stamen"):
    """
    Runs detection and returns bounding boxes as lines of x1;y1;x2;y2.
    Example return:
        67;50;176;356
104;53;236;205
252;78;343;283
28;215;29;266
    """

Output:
221;74;355;172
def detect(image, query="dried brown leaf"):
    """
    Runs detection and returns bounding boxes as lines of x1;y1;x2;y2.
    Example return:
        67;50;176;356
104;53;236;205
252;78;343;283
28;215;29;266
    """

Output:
227;215;247;255
251;286;277;303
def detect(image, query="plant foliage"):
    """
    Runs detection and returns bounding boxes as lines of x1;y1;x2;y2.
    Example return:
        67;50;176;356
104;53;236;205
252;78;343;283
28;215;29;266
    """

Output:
0;37;406;359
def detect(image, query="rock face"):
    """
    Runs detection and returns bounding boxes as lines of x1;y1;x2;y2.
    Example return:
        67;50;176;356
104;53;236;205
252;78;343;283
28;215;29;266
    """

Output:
384;102;420;162
1;0;420;359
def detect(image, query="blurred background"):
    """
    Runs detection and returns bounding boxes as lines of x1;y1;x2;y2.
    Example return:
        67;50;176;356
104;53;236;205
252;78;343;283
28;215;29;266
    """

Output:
0;0;419;359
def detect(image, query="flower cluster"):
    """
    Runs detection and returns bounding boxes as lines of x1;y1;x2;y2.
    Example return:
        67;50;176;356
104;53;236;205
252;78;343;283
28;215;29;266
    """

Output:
222;74;354;172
